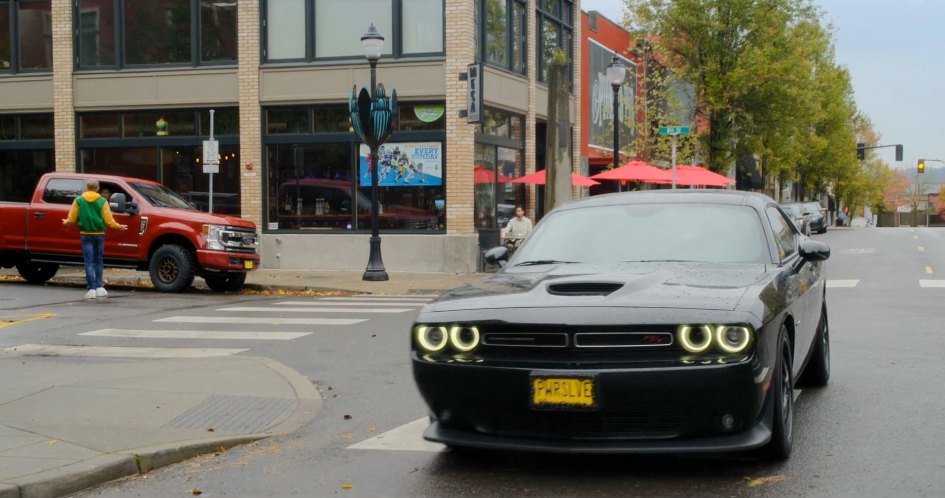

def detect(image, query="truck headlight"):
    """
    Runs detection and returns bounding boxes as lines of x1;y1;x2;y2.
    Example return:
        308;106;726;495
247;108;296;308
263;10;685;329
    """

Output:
202;224;225;251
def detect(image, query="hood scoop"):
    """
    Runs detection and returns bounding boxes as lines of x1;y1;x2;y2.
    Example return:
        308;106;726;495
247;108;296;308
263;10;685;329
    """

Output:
547;282;624;296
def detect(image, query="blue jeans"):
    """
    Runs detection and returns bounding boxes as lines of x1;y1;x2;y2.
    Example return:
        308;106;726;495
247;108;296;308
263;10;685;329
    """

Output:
80;234;105;290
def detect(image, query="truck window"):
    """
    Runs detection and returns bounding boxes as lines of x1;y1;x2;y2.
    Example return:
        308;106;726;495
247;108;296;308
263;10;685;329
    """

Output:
42;179;86;204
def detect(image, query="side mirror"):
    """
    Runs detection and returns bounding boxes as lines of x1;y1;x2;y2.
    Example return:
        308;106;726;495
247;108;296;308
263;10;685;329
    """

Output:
799;239;830;261
109;193;127;213
484;246;509;268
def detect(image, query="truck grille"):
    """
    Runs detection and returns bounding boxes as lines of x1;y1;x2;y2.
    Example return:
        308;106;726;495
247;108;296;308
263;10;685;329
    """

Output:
221;227;258;254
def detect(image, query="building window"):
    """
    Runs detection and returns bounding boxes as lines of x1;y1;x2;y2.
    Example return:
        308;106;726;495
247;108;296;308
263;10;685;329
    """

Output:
0;0;52;73
0;113;54;202
475;108;525;231
77;108;241;216
264;0;444;62
263;104;446;233
475;0;525;75
537;0;572;84
75;0;237;69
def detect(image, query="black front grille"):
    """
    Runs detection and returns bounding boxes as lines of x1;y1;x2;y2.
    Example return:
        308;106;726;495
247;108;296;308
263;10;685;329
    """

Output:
547;282;624;296
469;407;687;440
482;333;568;348
574;332;674;348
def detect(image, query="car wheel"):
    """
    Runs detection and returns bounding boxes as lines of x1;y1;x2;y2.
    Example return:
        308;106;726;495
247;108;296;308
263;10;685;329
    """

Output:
764;325;794;461
204;272;247;292
149;245;196;292
15;262;60;284
800;303;830;387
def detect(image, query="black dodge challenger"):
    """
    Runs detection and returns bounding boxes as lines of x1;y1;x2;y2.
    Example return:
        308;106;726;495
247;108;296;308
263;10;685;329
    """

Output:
411;190;830;460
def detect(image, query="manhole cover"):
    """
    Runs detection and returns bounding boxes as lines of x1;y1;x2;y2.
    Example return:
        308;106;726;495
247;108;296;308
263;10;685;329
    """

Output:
163;395;294;433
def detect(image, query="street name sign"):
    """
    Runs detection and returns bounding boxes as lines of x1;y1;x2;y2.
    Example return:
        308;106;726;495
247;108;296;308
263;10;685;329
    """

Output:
658;126;690;136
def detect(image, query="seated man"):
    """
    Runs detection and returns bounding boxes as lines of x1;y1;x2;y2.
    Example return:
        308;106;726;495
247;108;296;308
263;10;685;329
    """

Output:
503;205;532;252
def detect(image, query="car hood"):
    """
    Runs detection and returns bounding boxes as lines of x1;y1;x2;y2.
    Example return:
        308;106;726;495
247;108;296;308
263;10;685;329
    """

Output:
430;262;771;312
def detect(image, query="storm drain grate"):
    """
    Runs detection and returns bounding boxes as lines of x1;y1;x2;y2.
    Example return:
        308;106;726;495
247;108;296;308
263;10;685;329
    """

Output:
163;395;294;433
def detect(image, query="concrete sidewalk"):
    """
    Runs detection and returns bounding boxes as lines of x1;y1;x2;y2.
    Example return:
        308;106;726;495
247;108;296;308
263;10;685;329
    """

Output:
0;355;320;498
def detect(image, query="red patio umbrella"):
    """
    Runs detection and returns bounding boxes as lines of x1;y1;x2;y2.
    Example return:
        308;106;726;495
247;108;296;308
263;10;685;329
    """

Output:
591;160;672;183
473;165;514;184
507;169;600;187
672;165;734;187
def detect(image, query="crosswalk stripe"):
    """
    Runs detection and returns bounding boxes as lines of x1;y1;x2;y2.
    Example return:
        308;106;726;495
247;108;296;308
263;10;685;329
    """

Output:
274;301;426;307
155;316;366;325
826;279;859;288
348;417;444;452
919;280;945;288
1;344;247;358
79;329;312;340
217;307;415;314
319;296;434;302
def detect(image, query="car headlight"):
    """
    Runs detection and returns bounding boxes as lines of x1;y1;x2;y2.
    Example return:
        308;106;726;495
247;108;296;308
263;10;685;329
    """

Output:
415;326;449;353
678;325;713;353
202;224;226;251
449;326;480;352
715;325;752;353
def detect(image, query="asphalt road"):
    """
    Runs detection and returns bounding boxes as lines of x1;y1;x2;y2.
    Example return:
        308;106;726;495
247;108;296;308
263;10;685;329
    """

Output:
4;226;945;498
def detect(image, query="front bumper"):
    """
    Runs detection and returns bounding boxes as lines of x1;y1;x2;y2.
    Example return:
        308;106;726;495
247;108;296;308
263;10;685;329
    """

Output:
413;357;774;454
196;250;260;271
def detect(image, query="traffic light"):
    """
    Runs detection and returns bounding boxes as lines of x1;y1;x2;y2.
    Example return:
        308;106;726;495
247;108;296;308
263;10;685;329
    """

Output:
918;159;925;174
856;143;865;160
895;144;903;162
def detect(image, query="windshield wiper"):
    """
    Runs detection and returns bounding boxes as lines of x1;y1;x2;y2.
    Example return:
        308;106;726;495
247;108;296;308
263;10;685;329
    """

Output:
514;260;579;267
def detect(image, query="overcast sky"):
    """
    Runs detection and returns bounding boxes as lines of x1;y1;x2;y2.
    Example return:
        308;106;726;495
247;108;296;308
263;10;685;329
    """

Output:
581;0;945;172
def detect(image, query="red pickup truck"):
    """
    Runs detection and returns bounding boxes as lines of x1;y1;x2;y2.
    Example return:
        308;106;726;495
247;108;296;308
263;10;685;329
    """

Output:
0;173;259;292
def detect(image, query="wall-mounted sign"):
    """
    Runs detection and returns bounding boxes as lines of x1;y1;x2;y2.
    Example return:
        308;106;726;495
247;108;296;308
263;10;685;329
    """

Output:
467;63;482;124
414;105;445;123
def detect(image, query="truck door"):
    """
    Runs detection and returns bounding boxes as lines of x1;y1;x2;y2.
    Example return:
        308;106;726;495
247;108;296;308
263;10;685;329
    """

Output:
26;178;85;259
99;181;143;263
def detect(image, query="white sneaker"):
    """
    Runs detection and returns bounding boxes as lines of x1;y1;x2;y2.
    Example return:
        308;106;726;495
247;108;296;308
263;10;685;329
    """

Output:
95;287;107;298
85;290;97;299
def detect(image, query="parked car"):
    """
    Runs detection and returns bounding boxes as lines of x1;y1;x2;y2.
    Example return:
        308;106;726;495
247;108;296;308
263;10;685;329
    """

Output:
780;203;811;235
0;173;259;292
801;202;827;234
411;190;831;460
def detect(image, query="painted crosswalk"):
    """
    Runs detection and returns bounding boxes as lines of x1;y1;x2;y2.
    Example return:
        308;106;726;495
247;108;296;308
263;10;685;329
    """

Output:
4;295;432;359
826;279;859;288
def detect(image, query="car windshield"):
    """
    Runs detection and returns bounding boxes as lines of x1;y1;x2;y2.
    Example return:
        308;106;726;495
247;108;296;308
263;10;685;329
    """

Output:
130;183;196;210
802;203;821;215
510;203;770;265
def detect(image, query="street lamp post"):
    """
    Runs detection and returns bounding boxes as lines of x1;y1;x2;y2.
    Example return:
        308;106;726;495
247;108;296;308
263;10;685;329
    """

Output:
606;54;626;192
349;23;397;281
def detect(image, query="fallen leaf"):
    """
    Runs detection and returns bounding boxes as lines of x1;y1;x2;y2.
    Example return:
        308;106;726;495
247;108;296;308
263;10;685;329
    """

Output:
745;475;787;488
48;439;58;445
368;426;376;432
341;483;352;490
190;488;203;495
344;414;352;420
207;428;215;432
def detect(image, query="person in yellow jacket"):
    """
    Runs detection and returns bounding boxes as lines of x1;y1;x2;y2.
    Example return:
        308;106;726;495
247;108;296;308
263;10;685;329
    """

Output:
62;180;128;299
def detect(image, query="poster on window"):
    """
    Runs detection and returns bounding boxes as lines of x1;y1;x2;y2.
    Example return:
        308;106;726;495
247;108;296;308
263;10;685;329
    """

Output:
358;142;443;187
588;39;636;151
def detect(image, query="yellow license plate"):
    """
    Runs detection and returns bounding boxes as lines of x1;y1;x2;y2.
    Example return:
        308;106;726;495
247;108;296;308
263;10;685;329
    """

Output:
531;376;595;408
244;260;254;269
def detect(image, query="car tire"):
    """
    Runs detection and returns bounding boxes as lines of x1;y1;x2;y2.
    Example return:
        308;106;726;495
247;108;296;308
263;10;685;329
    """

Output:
15;262;59;284
149;245;196;293
764;326;794;461
204;272;247;292
800;303;830;387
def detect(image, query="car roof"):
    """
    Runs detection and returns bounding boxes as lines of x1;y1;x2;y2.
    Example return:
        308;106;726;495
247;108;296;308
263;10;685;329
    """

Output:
559;189;775;211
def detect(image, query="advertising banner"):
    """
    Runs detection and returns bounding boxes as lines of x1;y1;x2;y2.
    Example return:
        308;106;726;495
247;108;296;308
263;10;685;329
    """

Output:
359;142;443;187
588;39;636;151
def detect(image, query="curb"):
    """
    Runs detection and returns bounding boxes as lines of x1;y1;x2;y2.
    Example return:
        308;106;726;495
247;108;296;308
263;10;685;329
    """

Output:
0;358;323;498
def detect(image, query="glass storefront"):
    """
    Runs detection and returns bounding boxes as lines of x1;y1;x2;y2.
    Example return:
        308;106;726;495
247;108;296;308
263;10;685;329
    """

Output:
0;113;54;202
264;103;446;232
77;108;241;216
475;108;525;230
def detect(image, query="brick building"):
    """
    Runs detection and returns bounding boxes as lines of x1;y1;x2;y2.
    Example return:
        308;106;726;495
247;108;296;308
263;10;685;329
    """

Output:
0;0;582;272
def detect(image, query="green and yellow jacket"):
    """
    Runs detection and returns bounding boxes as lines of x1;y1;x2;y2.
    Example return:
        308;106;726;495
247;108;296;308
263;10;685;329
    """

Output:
64;192;123;235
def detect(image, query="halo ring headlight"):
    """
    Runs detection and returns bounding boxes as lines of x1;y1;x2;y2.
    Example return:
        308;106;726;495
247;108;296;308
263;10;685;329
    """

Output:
449;326;480;352
415;325;448;352
678;325;713;353
715;326;752;353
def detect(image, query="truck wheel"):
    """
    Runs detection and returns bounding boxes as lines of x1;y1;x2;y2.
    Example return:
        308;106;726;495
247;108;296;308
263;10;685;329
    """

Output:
204;272;247;292
16;262;60;284
149;245;195;292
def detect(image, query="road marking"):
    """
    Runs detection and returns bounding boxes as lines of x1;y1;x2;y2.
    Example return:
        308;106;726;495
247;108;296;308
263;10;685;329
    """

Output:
826;280;859;288
79;329;312;340
838;248;875;254
919;280;945;288
155;316;366;325
217;307;414;314
918;246;925;252
926;266;934;275
274;301;426;307
794;389;802;402
319;296;434;302
348;417;444;452
0;313;55;329
915;235;919;240
0;344;247;358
